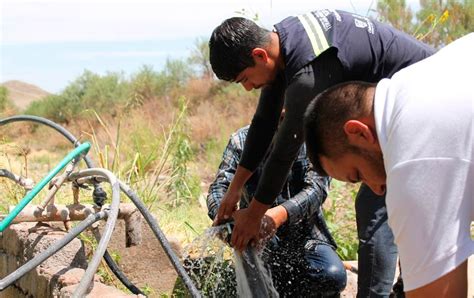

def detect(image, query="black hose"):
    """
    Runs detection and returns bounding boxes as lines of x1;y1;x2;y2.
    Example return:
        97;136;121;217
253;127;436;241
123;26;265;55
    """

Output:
0;210;108;291
0;169;16;181
0;115;143;295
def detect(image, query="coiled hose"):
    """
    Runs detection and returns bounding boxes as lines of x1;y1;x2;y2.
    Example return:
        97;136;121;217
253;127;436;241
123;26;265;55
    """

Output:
0;115;143;295
0;115;201;297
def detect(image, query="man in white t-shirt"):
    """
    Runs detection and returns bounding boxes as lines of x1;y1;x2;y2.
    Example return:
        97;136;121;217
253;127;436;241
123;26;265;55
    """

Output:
304;33;474;296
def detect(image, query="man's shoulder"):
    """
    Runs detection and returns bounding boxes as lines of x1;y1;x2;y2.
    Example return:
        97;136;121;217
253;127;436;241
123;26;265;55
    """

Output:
229;125;250;149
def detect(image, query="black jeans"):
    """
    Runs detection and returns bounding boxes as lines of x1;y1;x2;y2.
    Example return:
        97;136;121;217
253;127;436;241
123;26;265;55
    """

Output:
356;184;398;297
264;236;347;297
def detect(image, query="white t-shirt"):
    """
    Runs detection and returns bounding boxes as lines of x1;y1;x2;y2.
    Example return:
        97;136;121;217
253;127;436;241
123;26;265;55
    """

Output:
374;33;474;291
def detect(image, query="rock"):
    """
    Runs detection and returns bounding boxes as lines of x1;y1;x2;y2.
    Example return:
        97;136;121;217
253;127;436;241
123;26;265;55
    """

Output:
59;282;142;298
0;222;132;297
57;268;101;287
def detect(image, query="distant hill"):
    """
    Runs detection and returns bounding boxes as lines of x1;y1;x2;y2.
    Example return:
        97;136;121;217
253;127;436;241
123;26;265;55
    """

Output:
1;80;50;110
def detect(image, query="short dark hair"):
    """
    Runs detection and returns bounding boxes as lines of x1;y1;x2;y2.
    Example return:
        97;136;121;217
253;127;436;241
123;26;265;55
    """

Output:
304;81;375;176
209;17;271;81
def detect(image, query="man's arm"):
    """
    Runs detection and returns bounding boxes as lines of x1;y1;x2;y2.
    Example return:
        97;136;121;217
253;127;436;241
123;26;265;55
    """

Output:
253;48;344;206
260;157;330;242
280;152;330;225
230;48;345;250
214;76;286;224
386;160;474;291
207;130;244;220
281;170;330;224
406;262;467;298
239;75;286;172
227;151;332;251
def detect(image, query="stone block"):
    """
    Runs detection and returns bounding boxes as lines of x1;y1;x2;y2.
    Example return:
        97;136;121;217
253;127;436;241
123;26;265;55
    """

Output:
0;284;27;298
55;267;102;288
0;252;8;277
1;221;141;297
1;223;30;257
59;282;143;298
6;255;18;278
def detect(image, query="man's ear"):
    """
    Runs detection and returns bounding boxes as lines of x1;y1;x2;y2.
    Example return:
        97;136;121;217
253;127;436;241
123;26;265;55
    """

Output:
251;48;269;63
343;120;376;148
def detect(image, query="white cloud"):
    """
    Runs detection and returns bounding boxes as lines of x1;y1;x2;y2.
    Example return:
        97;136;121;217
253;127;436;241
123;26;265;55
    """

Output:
1;0;420;45
2;0;249;44
67;50;188;60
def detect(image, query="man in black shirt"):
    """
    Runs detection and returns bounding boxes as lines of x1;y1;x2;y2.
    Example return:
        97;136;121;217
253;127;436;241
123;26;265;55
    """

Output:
209;9;434;297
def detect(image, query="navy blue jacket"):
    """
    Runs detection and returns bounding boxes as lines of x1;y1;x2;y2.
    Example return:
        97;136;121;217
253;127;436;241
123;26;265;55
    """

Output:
239;9;435;204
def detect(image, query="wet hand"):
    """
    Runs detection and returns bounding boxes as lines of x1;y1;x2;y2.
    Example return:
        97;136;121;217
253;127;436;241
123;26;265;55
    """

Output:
229;199;270;251
230;208;262;252
213;188;241;226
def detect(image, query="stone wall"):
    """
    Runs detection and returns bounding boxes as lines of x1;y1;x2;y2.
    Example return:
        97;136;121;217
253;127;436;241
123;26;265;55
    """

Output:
0;222;139;298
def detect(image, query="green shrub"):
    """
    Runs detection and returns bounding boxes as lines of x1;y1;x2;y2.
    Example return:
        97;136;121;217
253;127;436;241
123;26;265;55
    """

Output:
324;180;359;260
0;86;8;112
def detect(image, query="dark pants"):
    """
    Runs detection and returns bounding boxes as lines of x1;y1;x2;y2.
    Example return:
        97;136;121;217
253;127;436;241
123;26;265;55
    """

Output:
265;236;347;297
356;184;398;297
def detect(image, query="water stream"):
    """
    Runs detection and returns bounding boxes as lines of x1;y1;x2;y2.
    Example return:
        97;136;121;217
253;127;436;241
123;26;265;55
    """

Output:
182;225;279;297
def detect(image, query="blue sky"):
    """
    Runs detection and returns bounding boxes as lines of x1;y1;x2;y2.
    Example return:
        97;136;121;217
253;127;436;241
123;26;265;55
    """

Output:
1;0;420;93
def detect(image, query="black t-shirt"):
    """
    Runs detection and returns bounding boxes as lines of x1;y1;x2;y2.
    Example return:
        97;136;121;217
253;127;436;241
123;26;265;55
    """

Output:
239;9;435;205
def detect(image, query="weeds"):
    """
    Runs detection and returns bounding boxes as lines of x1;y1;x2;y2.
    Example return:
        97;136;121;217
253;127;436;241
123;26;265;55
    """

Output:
168;97;201;207
324;180;359;261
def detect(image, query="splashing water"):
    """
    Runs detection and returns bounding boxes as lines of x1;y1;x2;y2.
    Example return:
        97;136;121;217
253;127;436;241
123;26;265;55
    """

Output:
234;247;279;298
181;225;279;297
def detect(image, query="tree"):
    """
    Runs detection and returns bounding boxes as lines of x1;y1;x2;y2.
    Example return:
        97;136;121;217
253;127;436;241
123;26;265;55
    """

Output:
377;0;414;32
377;0;474;47
415;0;473;47
188;37;213;80
163;58;193;89
0;86;8;112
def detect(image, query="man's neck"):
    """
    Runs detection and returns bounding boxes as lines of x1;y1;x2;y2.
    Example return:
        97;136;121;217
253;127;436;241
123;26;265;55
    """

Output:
269;32;285;71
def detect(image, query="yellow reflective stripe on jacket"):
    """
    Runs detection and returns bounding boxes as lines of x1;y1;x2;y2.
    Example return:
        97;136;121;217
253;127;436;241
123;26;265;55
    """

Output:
297;13;330;56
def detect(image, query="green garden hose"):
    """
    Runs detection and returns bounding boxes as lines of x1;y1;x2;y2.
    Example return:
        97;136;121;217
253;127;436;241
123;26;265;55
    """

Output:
0;142;90;232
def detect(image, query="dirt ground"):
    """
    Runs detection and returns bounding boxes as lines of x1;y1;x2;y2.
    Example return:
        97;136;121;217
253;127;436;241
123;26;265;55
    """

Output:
100;218;182;297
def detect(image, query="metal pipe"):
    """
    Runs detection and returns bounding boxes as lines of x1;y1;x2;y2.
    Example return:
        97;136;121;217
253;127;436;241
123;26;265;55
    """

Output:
10;203;142;247
0;210;108;291
38;161;80;210
0;143;91;232
1;116;202;296
68;169;120;298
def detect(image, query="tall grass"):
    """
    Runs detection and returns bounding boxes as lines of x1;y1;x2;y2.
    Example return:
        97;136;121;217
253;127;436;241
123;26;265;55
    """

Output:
324;180;359;260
